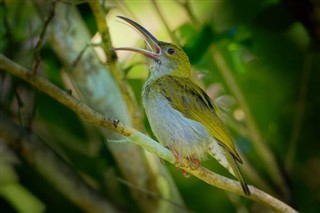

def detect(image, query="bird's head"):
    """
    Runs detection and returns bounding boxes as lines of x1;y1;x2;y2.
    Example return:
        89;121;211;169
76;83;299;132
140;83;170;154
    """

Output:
113;16;191;79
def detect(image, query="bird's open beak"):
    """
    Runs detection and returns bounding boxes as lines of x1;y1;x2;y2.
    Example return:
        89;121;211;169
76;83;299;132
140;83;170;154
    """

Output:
112;16;161;62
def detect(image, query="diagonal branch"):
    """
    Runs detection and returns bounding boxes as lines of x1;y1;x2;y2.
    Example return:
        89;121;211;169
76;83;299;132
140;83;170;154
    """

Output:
211;46;290;196
32;1;56;74
88;0;142;129
0;54;297;213
150;0;180;45
286;52;313;171
0;113;119;213
37;2;185;212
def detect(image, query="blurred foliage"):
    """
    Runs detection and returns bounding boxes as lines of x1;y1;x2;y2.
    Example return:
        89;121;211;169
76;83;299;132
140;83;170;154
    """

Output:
1;0;320;212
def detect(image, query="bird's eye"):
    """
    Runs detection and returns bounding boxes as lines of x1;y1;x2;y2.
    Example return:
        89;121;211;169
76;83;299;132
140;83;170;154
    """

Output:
167;48;176;55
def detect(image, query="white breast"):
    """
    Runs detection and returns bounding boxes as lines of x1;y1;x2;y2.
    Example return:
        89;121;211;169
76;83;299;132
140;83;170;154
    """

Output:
142;86;211;160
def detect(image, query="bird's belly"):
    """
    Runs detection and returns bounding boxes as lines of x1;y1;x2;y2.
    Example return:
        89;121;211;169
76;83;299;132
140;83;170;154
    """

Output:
143;95;211;159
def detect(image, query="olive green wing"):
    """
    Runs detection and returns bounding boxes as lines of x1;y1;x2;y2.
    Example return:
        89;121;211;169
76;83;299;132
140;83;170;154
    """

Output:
155;76;242;163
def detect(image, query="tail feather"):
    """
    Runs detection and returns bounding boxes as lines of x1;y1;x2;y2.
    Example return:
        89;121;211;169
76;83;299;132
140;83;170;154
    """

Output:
208;141;250;195
223;149;251;195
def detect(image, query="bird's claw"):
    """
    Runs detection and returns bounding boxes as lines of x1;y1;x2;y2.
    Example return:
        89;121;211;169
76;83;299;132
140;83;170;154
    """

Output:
172;149;183;167
187;156;201;170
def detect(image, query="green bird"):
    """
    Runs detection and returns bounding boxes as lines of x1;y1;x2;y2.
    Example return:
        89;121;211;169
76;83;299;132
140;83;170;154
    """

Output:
113;16;250;195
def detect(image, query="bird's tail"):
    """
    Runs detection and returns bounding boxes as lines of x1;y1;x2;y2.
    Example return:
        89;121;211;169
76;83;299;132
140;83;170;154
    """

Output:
208;141;250;195
223;149;250;195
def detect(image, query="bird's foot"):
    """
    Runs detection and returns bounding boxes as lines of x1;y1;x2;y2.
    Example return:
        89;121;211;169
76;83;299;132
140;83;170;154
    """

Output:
187;156;201;170
172;148;183;167
182;170;190;178
181;157;200;178
159;157;165;165
171;149;191;177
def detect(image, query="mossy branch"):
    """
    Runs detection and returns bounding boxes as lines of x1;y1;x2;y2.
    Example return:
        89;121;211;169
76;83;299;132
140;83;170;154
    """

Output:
1;54;297;213
34;2;184;212
0;113;119;213
88;0;142;129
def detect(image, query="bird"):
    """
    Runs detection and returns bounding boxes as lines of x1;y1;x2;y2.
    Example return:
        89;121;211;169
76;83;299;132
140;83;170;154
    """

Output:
113;16;250;195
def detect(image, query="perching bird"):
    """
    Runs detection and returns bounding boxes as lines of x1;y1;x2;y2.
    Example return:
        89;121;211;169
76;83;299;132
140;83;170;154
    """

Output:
113;16;250;195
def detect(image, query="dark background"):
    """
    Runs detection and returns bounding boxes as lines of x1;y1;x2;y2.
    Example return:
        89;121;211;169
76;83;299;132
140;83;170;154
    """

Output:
1;0;320;212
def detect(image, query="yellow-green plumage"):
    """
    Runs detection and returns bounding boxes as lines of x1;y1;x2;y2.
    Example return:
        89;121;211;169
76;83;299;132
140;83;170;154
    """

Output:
143;75;250;195
152;76;242;163
114;16;250;195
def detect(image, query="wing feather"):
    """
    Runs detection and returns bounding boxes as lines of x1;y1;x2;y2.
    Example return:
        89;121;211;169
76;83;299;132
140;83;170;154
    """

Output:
154;76;242;163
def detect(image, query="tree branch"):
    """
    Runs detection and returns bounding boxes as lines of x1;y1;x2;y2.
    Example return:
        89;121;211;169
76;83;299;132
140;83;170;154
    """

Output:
211;46;290;196
88;0;142;129
0;113;119;213
150;0;180;45
286;52;313;171
175;0;199;26
37;2;185;212
0;53;297;213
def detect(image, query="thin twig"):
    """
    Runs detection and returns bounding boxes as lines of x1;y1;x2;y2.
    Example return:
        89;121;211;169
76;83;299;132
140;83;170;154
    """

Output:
176;2;279;194
113;0;138;20
88;0;143;130
32;1;56;74
175;0;199;25
43;3;187;212
286;52;313;171
0;113;119;213
0;54;298;213
71;44;89;69
14;89;24;126
150;0;180;45
211;46;289;196
1;1;14;58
